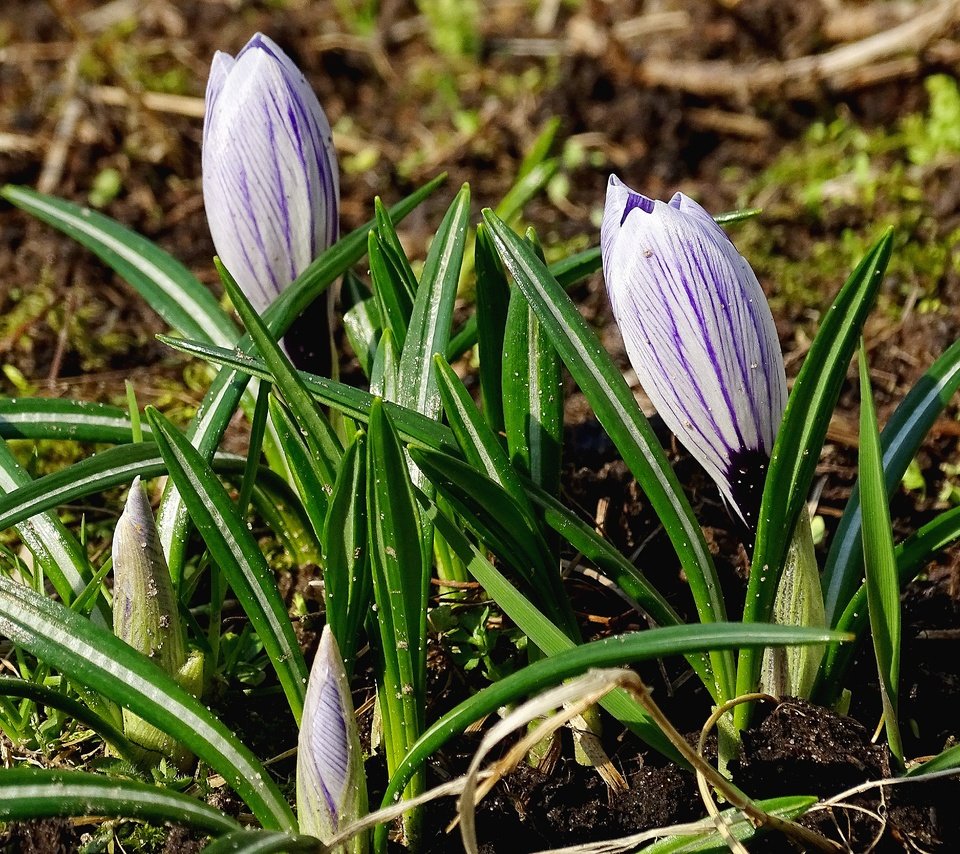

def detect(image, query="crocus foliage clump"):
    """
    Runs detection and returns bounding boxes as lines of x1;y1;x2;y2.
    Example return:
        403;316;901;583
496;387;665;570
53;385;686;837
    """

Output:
0;24;958;854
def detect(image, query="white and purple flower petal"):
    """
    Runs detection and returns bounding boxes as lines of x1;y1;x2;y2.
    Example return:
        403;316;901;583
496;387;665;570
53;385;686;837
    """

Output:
601;175;787;529
297;626;367;849
202;33;339;315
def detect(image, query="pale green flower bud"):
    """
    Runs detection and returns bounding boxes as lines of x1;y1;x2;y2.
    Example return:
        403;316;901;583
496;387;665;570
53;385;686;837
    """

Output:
113;477;200;768
760;505;826;697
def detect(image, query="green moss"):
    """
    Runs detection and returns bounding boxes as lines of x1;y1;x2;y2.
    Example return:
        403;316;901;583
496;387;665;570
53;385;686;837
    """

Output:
903;75;960;165
733;75;960;317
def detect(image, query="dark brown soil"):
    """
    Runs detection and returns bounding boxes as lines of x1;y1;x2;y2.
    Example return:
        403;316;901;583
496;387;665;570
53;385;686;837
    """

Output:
0;818;78;854
2;0;960;852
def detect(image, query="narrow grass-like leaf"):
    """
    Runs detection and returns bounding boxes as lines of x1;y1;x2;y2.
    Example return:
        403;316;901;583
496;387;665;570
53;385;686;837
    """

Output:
444;244;603;363
736;229;893;726
250;481;322;567
145;408;308;724
823;336;960;626
481;209;732;702
0;438;95;618
379;611;848;825
217;259;342;487
366;400;428;833
409;445;548;573
433;350;553;598
0;186;238;348
819;503;960;696
370;328;399;400
516;117;560;181
410;446;576;635
434;355;530;513
642;795;816;853
525;484;717;691
907;745;960;775
375;494;681;850
398;185;470;423
0;575;295;829
201;830;322;853
496;159;558;224
367;402;428;708
158;337;459;456
474;223;510;433
369;230;411;349
374;197;418;302
343;295;382;377
322;432;370;667
895;504;960;576
266;397;329;539
159;336;713;688
713;207;763;226
0;767;242;835
502;267;562;499
0;398;149;444
237;383;271;516
0;444;249;533
857;346;903;763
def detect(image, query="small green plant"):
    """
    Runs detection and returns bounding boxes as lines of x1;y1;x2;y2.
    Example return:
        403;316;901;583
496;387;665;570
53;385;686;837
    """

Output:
416;0;480;59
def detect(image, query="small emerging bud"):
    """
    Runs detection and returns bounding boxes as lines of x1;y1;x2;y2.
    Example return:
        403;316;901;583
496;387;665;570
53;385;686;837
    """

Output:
297;626;367;851
113;477;198;767
760;506;826;697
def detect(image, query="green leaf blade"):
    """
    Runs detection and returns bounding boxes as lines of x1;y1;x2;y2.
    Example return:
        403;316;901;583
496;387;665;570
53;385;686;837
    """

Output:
398;185;471;421
857;346;903;763
380;617;848;819
155;175;446;575
0;767;243;835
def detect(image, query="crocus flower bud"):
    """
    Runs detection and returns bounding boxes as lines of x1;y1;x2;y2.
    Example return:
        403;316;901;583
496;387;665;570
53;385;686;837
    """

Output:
601;175;787;531
113;477;200;768
298;625;367;852
202;32;339;316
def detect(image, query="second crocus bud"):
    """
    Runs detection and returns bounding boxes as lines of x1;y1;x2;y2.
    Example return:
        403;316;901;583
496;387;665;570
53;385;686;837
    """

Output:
202;32;339;315
113;477;202;768
601;175;787;532
602;175;825;696
297;625;367;852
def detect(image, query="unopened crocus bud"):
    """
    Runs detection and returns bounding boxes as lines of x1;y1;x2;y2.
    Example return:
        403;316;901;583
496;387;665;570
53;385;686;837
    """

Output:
297;625;367;852
601;175;787;531
202;32;339;315
602;176;825;696
113;477;200;767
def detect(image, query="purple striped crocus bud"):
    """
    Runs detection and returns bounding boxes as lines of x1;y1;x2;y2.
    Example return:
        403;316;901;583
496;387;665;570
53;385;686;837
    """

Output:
601;175;787;530
297;625;367;851
202;33;339;315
